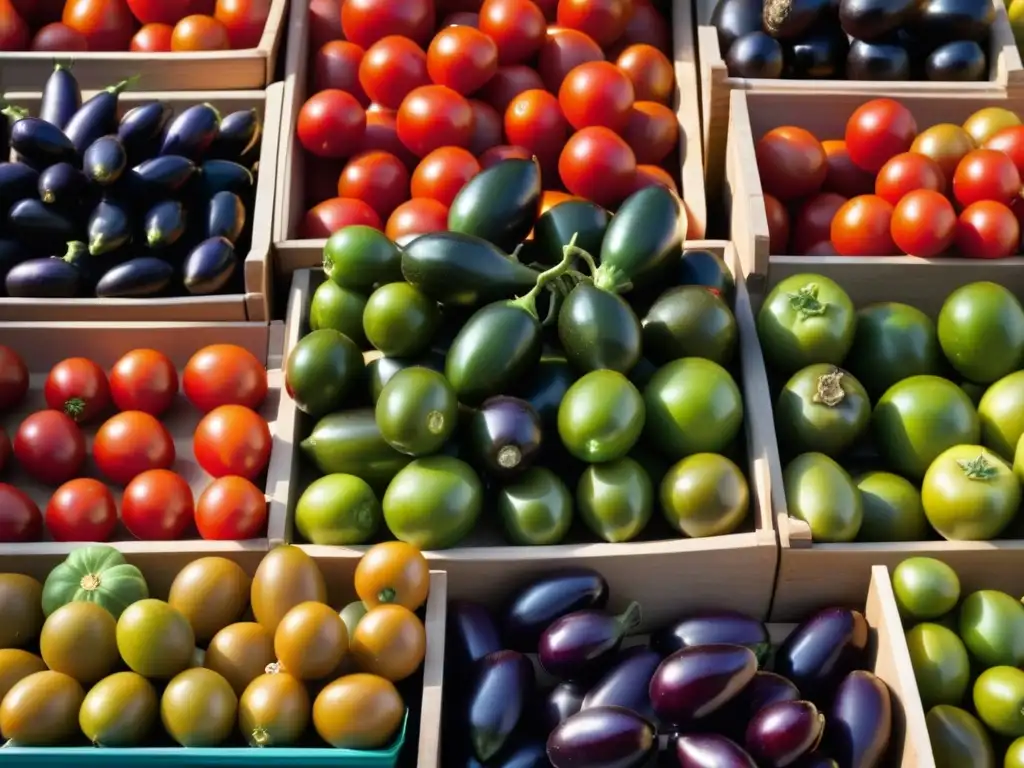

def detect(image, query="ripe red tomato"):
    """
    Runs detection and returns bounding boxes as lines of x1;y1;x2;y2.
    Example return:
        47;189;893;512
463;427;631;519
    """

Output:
337;150;411;220
630;164;677;194
109;349;178;417
315;41;369;103
755;126;827;201
479;143;533;167
129;22;172;50
830;194;898;256
468;99;503;155
984;125;1024;178
622;101;677;165
183;344;267;413
359;35;430;110
122;469;193;541
32;21;89;50
357;109;418;169
0;428;9;472
955;200;1020;259
213;0;269;49
611;0;670;56
0;0;29;51
845;98;918;173
298;90;367;159
764;193;790;255
0;345;28;411
14;411;86;486
309;0;342;49
615;44;673;104
45;478;117;542
505;89;568;168
821;139;875;198
953;148;1022;207
559;126;636;208
790;193;847;255
44;357;111;424
558;61;634;133
94;411;175;486
411;147;480;207
874;152;946;206
63;0;135;50
341;0;435;48
386;198;449;240
536;27;603;93
891;189;956;258
194;405;271;480
397;84;474;157
442;11;479;25
427;25;499;95
170;14;231;50
476;65;545;113
195;475;267;540
0;484;41;543
479;0;546;65
125;0;191;24
556;0;628;47
301;197;383;237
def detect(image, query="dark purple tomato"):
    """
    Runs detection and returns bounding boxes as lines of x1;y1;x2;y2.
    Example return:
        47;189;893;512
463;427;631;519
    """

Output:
826;670;892;768
448;600;502;673
468;395;543;479
774;608;869;705
676;734;757;767
547;705;656;768
503;568;610;651
581;645;660;719
469;650;536;762
649;644;758;724
540;681;587;733
539;602;642;681
650;611;770;664
745;700;824;768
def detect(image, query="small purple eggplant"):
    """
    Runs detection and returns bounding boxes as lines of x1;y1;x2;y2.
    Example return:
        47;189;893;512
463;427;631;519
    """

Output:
774;608;869;705
540;681;587;733
468;395;543;479
705;671;802;739
826;670;892;768
581;645;660;719
649;644;757;724
539;602;641;681
745;700;824;768
502;568;609;651
651;611;770;664
547;706;655;768
447;600;502;673
676;734;757;767
469;650;535;762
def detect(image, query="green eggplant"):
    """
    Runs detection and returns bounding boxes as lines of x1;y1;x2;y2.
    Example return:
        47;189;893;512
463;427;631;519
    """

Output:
558;282;643;373
446;158;541;251
531;200;610;265
516;355;576;426
595;185;684;292
301;409;412;491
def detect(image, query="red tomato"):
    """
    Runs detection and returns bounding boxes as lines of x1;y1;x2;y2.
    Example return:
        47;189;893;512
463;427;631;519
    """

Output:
301;197;383;237
0;345;28;411
630;164;677;194
505;89;568;168
558;61;634;132
309;0;342;50
476;65;545;113
359;35;430;110
45;478;117;542
755;126;827;201
183;344;268;413
953;148;1022;207
397;84;474;157
109;349;178;417
479;0;546;65
533;0;558;21
195;475;267;540
479;143;533;167
764;193;790;255
556;0;627;47
411;147;480;207
337;150;411;220
62;0;135;50
955;200;1020;259
213;0;269;48
0;484;41;543
890;189;956;258
559;126;636;208
468;99;503;155
194;405;271;480
874;152;946;206
94;411;175;486
615;44;673;104
314;41;369;103
14;411;86;486
357;109;419;169
536;27;603;93
298;89;367;159
386;198;449;240
304;156;347;208
44;357;111;424
170;14;230;50
984;125;1024;178
442;11;479;25
610;0;670;56
125;0;191;24
830;194;898;256
845;98;918;173
0;0;29;50
341;0;435;48
821;139;875;198
0;428;9;472
806;240;839;256
622;101;677;165
130;22;172;50
122;469;193;540
32;21;89;50
427;25;499;95
791;193;847;255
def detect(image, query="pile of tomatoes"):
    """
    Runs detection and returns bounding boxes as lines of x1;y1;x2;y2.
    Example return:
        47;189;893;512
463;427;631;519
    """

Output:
296;0;682;241
757;98;1024;260
0;343;272;545
0;0;271;53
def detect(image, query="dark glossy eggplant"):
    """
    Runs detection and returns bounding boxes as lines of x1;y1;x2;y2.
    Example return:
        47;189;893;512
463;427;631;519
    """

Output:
118;102;173;163
547;706;655;768
539;603;641;681
4;242;85;298
926;40;987;81
726;31;785;78
40;63;81;131
745;700;824;768
838;0;918;41
774;608;869;705
37;162;87;205
0;238;29;287
733;671;802;721
516;355;574;426
199;159;254;196
8;199;79;247
469;650;535;762
0;163;40;215
88;199;132;255
580;645;659;718
160;103;220;159
503;568;610;651
95;256;174;298
678;249;736;305
206;190;246;243
447;600;503;672
83;135;127;185
763;0;834;39
468;396;543;479
184;236;237;294
466;741;551;768
784;31;849;79
846;39;912;80
676;734;757;767
144;200;187;249
540;681;588;733
649;644;757;724
651;611;771;663
826;670;891;768
710;0;763;54
211;108;261;160
64;79;133;156
7;113;77;167
796;755;839;767
914;0;995;43
131;155;197;197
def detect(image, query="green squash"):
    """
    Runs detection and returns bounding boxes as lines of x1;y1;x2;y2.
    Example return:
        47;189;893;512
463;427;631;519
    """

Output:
42;546;149;620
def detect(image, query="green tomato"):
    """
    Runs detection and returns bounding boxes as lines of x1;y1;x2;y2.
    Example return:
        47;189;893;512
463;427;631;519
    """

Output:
363;282;440;357
577;458;653;543
339;601;368;637
938;281;1024;385
892;556;960;620
907;622;971;711
872;375;981;481
974;666;1024;738
980;371;1024;460
382;456;482;550
295;474;381;545
783;452;862;542
641;285;738;366
285;329;364;418
323;225;403;292
856;472;928;543
926;706;995;768
643;357;743;460
498;467;573;546
1006;736;1024;768
775;364;870;457
959;590;1024;668
375;367;458;456
660;453;749;538
922;446;1019;541
558;370;645;463
756;273;855;375
310;279;368;347
365;351;445;404
844;302;942;400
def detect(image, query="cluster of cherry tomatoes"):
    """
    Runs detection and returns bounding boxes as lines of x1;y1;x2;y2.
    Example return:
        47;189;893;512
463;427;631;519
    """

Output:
0;0;271;53
0;343;272;545
296;0;681;240
757;98;1024;260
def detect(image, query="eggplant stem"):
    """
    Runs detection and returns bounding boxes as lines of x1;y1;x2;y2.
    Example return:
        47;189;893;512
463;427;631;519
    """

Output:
592;263;629;293
508;232;579;319
107;75;140;94
0;103;27;121
616;601;643;634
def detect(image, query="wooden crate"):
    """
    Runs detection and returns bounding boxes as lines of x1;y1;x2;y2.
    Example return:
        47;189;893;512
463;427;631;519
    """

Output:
696;0;1024;207
725;87;1024;296
264;240;778;628
271;0;708;276
0;84;284;322
0;0;287;92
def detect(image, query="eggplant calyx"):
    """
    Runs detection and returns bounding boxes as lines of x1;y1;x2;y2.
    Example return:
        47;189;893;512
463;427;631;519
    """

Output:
106;75;140;95
507;232;579;320
0;103;28;122
592;262;631;294
956;454;999;481
616;601;643;635
60;241;89;265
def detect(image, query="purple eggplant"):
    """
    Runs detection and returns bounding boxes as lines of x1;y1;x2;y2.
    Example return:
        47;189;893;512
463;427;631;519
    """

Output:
539;602;641;681
4;243;86;298
651;611;770;664
88;199;132;255
206;190;246;244
184;236;237;295
540;681;587;733
795;755;838;767
118;102;173;163
0;163;40;213
676;734;757;767
469;396;543;478
198;159;254;197
547;706;655;768
503;568;610;651
581;645;660;718
447;600;502;672
40;64;81;131
0;238;29;287
64;79;133;155
38;162;87;205
774;608;869;705
469;650;535;762
160;104;220;160
145;200;187;249
649;644;757;724
6;111;77;167
211;108;261;161
83;135;127;186
826;671;891;768
704;670;802;739
9;199;79;249
130;155;197;198
95;257;174;298
465;741;551;768
745;700;824;768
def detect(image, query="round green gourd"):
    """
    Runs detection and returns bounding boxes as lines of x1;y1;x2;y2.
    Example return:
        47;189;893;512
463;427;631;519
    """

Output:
42;545;150;619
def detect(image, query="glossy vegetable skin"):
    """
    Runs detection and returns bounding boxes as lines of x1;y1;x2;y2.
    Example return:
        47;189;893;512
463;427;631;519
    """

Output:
539;602;642;681
774;607;870;704
547;706;656;768
468;650;535;762
502;568;610;651
649;644;758;723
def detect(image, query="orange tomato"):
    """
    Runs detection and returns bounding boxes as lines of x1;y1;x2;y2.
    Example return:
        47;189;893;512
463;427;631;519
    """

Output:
410;146;480;208
631;164;678;194
616;43;674;104
385;198;449;241
622;101;678;165
350;605;426;682
540;189;578;213
63;0;136;51
312;674;404;749
130;22;173;51
354;541;430;610
214;0;269;49
171;13;230;50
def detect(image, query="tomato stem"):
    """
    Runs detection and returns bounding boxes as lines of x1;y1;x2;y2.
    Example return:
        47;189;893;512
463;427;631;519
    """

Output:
64;398;86;421
615;601;643;634
249;727;270;747
787;283;828;319
80;573;101;591
812;369;846;408
956;454;999;480
378;586;397;604
508;233;579;319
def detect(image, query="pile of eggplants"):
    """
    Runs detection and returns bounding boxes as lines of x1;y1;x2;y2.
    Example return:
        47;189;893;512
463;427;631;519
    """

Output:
445;567;894;768
0;63;261;300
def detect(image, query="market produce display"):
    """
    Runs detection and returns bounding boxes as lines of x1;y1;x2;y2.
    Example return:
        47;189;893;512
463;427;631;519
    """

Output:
0;64;263;299
711;0;996;81
759;97;1024;259
296;0;684;241
0;541;430;752
0;341;272;542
